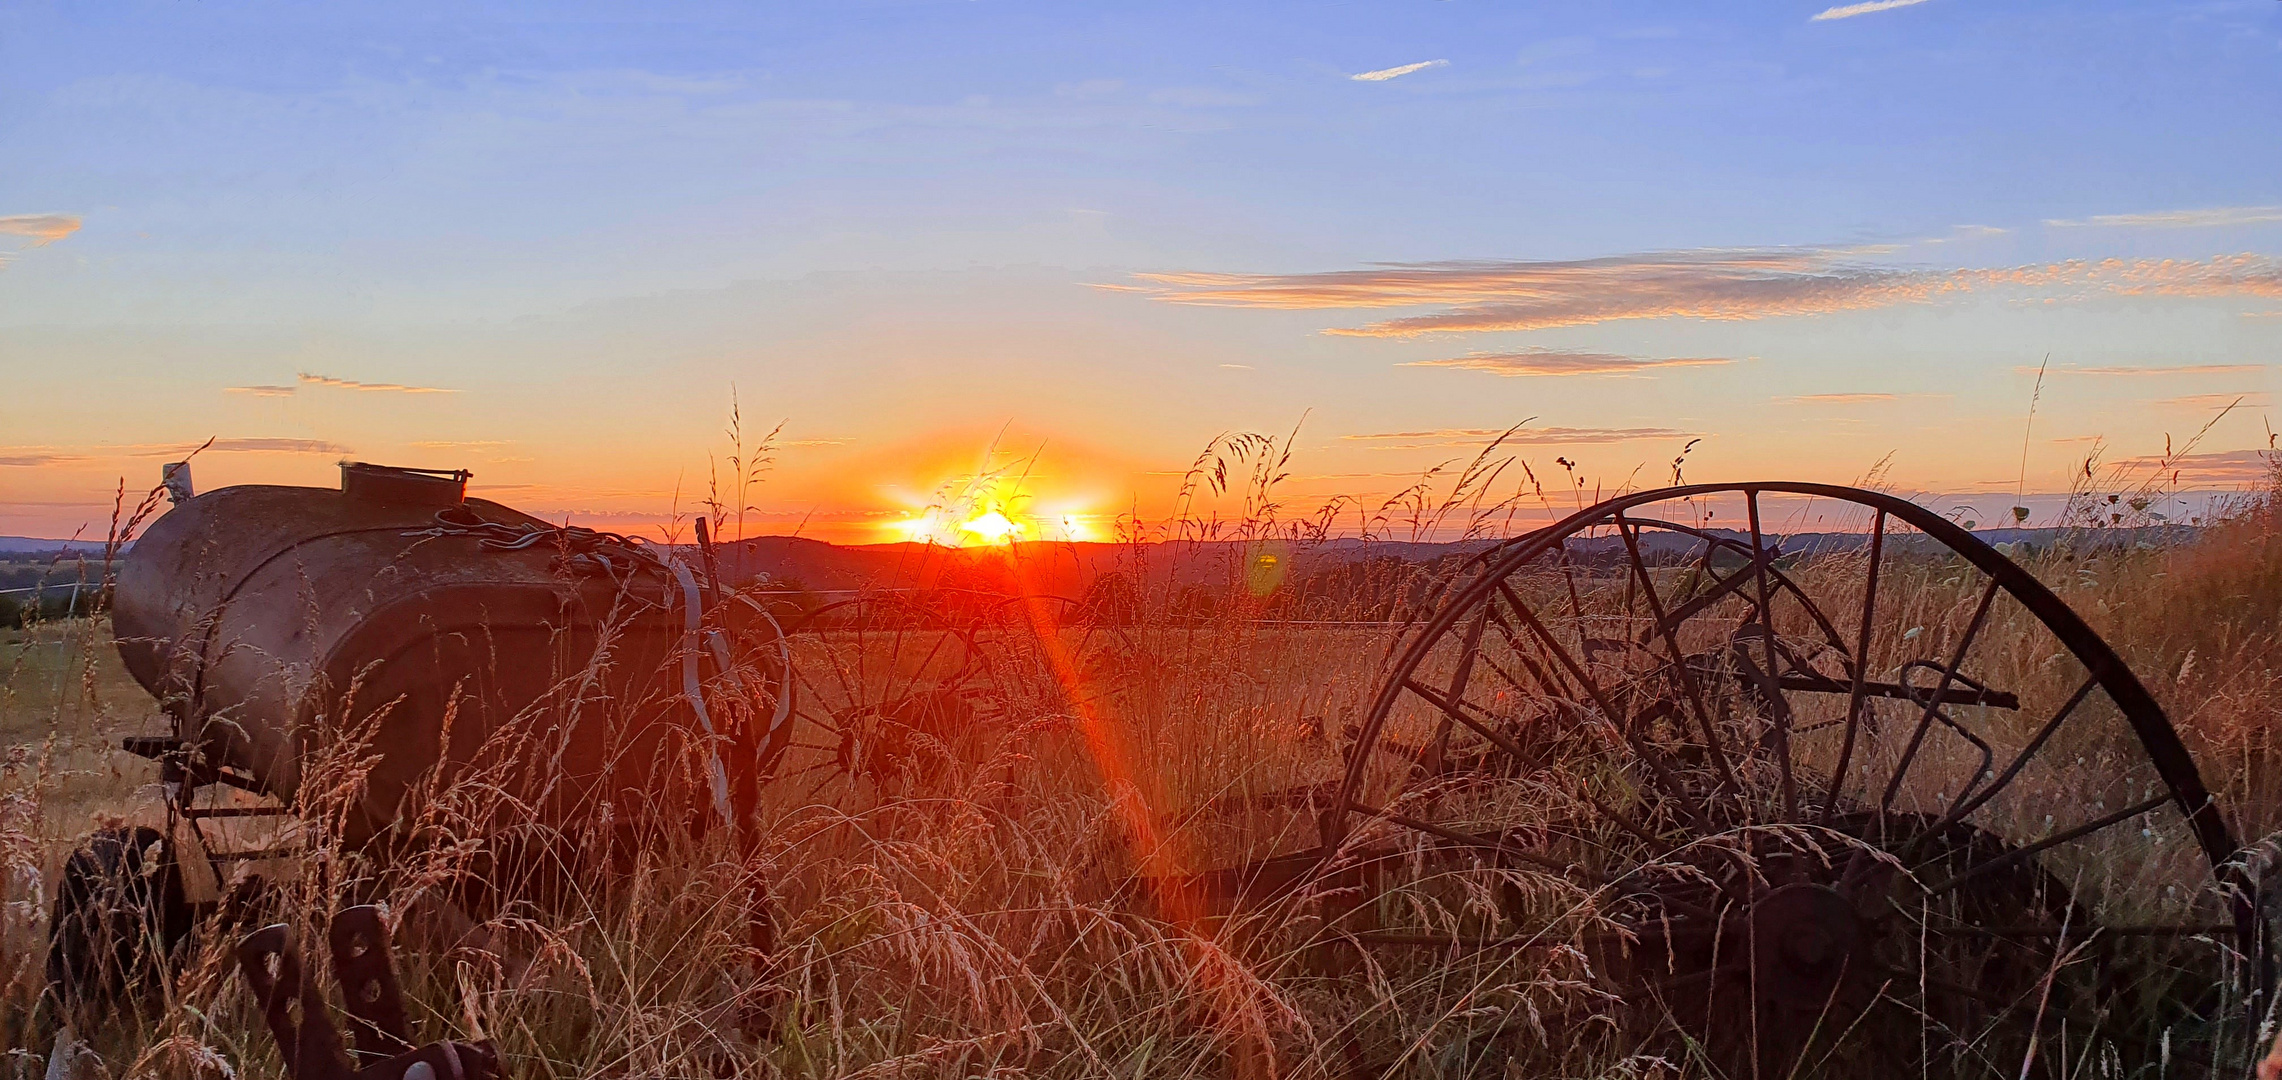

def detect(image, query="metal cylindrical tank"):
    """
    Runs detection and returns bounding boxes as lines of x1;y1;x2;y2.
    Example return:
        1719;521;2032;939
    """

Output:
112;464;710;848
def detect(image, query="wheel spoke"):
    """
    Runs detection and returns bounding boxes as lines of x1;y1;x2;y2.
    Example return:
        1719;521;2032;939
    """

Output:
1649;549;1764;632
1922;922;2233;939
1910;674;2099;854
1867;963;2046;1027
1421;606;1494;774
1472;645;1560;708
1878;575;2002;814
1636;961;1741;1000
1614;514;1738;796
1776;671;2017;709
788;665;848;735
1495;581;1625;733
1483;602;1582;701
1402;678;1535;772
801;604;867;713
1496;581;1711;828
1350;923;1718;951
1743;489;1800;820
1921;792;2171;895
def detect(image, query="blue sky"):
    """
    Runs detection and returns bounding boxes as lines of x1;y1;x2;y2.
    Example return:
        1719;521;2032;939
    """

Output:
3;1;2278;540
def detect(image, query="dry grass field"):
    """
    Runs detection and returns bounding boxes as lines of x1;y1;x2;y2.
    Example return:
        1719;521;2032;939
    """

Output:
8;466;2282;1079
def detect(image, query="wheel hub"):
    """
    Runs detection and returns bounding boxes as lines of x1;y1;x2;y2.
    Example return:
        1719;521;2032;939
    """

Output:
1749;883;1864;1011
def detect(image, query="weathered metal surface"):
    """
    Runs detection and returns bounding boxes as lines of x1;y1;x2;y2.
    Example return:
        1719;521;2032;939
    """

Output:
1182;482;2259;1074
237;907;500;1080
111;464;719;848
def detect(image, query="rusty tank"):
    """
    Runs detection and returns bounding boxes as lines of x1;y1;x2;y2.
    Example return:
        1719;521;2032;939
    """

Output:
110;462;774;851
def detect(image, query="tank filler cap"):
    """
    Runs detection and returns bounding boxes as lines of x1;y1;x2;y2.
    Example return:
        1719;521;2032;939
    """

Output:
340;462;470;507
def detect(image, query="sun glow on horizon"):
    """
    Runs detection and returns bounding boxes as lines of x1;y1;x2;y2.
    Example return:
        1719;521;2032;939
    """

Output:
875;441;1107;547
958;507;1024;542
888;495;1094;546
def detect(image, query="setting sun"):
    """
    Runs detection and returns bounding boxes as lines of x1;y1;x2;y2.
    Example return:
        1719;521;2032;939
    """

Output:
890;500;1092;546
958;508;1023;543
873;444;1107;546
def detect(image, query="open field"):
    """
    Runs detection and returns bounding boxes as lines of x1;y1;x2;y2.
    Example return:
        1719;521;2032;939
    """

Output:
8;476;2282;1079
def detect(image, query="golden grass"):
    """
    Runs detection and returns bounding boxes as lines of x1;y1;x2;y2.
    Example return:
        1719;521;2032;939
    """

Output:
8;465;2282;1078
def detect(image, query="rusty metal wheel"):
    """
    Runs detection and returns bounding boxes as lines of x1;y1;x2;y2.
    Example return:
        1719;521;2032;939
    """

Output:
773;595;982;798
969;595;1136;731
1325;483;2256;1076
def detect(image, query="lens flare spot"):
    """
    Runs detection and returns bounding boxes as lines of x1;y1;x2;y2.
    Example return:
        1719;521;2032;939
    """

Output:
959;508;1025;543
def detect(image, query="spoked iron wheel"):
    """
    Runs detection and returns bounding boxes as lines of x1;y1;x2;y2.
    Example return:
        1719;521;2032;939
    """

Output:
772;595;982;798
1323;483;2255;1077
969;595;1136;730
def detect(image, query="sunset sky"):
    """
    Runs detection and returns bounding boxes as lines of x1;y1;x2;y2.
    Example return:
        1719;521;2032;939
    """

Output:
3;1;2278;543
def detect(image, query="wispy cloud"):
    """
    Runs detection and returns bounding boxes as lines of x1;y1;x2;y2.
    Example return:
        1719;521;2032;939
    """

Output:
2045;206;2282;229
0;213;82;246
1218;363;1254;370
299;372;456;394
2022;363;2265;377
2112;449;2276;486
0;451;89;467
782;438;853;448
2156;392;2268;409
228;374;458;395
1343;425;1690;449
1917;224;2011;246
1811;0;1933;21
153;438;351;456
1129;250;2282;336
1401;348;1733;377
5;438;350;461
1778;392;1905;404
1351;59;1448;82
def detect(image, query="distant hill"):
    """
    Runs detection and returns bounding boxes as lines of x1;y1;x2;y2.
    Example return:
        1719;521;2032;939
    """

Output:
702;524;2199;600
705;534;1503;597
0;522;2196;598
0;536;117;556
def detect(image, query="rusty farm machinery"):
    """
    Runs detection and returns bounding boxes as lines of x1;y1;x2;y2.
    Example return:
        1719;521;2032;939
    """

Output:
42;466;2282;1075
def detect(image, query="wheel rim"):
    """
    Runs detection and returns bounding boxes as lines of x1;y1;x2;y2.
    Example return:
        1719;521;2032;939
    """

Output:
775;595;980;798
1328;482;2251;1071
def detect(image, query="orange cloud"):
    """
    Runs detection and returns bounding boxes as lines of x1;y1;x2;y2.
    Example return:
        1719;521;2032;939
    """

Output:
0;213;82;246
1130;251;2282;336
1400;348;1733;376
2024;363;2265;377
139;438;351;456
2112;449;2276;486
1342;425;1690;449
0;438;347;463
0;451;89;467
2156;392;2267;409
225;384;297;397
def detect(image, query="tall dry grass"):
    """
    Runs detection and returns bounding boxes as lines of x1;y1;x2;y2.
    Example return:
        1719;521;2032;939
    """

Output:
5;443;2282;1077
